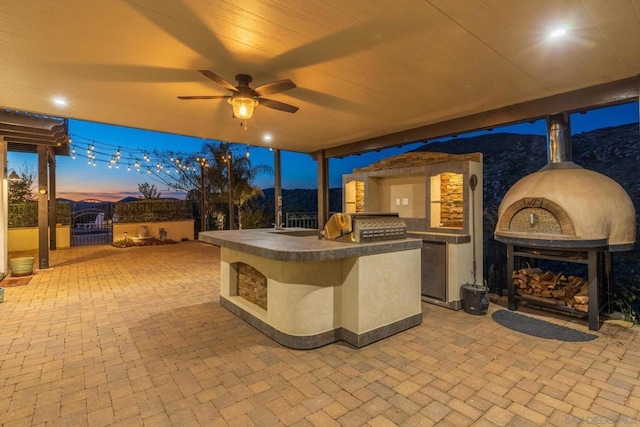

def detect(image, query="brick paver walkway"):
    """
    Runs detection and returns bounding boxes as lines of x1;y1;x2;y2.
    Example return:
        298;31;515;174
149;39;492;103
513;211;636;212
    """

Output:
1;242;639;426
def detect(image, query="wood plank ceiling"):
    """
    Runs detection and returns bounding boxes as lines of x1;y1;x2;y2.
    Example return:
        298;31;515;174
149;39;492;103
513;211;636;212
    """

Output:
0;0;638;155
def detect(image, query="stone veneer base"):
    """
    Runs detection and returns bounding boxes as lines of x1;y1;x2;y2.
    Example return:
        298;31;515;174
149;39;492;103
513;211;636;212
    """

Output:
220;296;422;349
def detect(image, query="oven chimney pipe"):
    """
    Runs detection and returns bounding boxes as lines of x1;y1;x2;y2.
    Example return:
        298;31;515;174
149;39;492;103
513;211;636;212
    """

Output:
546;113;572;164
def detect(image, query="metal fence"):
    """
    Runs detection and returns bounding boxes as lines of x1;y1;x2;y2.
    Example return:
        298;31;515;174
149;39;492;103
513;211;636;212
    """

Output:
285;212;318;229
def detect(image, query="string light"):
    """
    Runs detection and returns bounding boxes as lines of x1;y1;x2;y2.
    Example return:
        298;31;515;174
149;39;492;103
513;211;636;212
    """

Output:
68;135;258;191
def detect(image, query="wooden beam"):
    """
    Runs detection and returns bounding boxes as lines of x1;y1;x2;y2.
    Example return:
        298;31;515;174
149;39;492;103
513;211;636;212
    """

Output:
316;150;329;236
0;138;8;276
48;149;57;250
323;76;640;158
37;145;49;269
274;149;283;229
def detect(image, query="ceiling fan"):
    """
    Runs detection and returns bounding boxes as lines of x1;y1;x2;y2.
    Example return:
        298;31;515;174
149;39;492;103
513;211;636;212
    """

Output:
178;70;299;120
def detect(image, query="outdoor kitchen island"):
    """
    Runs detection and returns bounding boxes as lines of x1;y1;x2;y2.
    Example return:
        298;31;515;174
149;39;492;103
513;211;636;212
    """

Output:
199;228;423;349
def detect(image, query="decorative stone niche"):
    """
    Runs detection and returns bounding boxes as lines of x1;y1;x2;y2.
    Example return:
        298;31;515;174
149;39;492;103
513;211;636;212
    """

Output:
430;172;463;229
345;180;365;213
237;263;267;310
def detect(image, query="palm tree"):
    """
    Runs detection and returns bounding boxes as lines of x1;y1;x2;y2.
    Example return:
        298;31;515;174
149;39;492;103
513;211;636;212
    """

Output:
152;142;271;230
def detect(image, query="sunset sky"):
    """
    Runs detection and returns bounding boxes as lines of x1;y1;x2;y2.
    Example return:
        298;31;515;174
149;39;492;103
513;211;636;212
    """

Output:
7;102;638;202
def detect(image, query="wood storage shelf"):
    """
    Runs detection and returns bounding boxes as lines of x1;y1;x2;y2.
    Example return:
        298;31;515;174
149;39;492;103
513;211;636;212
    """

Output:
506;245;612;331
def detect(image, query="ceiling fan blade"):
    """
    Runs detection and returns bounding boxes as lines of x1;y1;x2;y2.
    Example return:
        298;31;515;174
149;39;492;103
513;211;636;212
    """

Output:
254;79;297;96
257;98;299;113
198;70;238;92
177;95;230;100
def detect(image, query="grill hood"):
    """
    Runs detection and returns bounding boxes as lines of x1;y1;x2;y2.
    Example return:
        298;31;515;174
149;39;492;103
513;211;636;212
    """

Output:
494;114;636;251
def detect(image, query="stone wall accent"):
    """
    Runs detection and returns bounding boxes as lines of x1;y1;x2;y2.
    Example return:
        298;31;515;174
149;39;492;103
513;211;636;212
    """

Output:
237;263;267;310
355;181;365;213
355;152;481;173
440;172;463;227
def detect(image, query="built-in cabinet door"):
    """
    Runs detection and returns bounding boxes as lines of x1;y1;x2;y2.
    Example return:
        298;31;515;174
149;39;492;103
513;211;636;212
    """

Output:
421;241;446;300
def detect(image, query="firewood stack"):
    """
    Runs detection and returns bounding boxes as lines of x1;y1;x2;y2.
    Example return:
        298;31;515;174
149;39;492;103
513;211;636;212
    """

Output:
512;267;589;312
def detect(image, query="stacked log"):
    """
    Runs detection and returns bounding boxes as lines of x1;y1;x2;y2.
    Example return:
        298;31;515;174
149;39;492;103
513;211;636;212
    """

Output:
512;268;589;312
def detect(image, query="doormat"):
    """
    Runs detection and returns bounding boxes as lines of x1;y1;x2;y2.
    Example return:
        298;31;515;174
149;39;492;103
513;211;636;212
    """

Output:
1;276;32;287
492;309;597;342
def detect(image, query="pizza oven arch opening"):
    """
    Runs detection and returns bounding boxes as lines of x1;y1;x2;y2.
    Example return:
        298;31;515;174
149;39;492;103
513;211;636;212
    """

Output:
497;198;576;237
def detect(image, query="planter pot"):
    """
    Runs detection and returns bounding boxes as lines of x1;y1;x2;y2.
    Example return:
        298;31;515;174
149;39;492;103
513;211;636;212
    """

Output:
10;256;35;277
138;225;150;238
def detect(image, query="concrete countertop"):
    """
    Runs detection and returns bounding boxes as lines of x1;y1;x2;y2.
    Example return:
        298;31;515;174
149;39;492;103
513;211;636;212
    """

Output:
199;228;423;262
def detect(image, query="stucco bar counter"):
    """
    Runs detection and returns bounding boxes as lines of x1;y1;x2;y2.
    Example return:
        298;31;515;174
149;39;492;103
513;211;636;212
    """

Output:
199;229;423;349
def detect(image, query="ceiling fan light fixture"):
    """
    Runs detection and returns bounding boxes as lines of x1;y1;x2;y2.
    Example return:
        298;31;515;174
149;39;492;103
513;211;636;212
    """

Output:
228;95;258;119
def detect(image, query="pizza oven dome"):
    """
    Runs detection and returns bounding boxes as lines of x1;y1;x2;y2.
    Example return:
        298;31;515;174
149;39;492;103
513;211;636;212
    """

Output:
494;162;636;251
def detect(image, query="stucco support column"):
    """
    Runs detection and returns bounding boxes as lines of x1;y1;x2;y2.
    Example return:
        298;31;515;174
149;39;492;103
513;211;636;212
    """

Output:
315;150;329;237
37;145;49;269
0;138;8;277
48;149;56;250
274;149;282;229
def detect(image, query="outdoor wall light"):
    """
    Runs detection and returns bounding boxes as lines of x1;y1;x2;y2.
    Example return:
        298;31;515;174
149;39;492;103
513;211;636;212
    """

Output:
8;169;20;181
228;95;258;119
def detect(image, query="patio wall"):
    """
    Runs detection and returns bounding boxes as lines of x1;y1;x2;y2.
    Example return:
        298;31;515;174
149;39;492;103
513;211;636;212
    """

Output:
8;225;71;251
113;220;194;242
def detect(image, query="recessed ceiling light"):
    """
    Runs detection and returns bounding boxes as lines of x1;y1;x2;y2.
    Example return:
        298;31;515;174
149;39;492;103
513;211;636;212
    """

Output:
549;28;567;38
263;134;272;142
52;97;68;107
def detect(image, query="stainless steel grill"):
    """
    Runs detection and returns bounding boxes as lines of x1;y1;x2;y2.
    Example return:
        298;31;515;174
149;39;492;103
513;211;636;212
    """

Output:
352;214;406;243
324;212;407;243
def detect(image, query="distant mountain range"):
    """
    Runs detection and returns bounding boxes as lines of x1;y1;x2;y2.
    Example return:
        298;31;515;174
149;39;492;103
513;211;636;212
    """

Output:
57;196;141;204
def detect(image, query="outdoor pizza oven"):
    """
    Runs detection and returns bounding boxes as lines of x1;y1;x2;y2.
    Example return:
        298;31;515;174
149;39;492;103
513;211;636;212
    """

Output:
494;114;636;251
